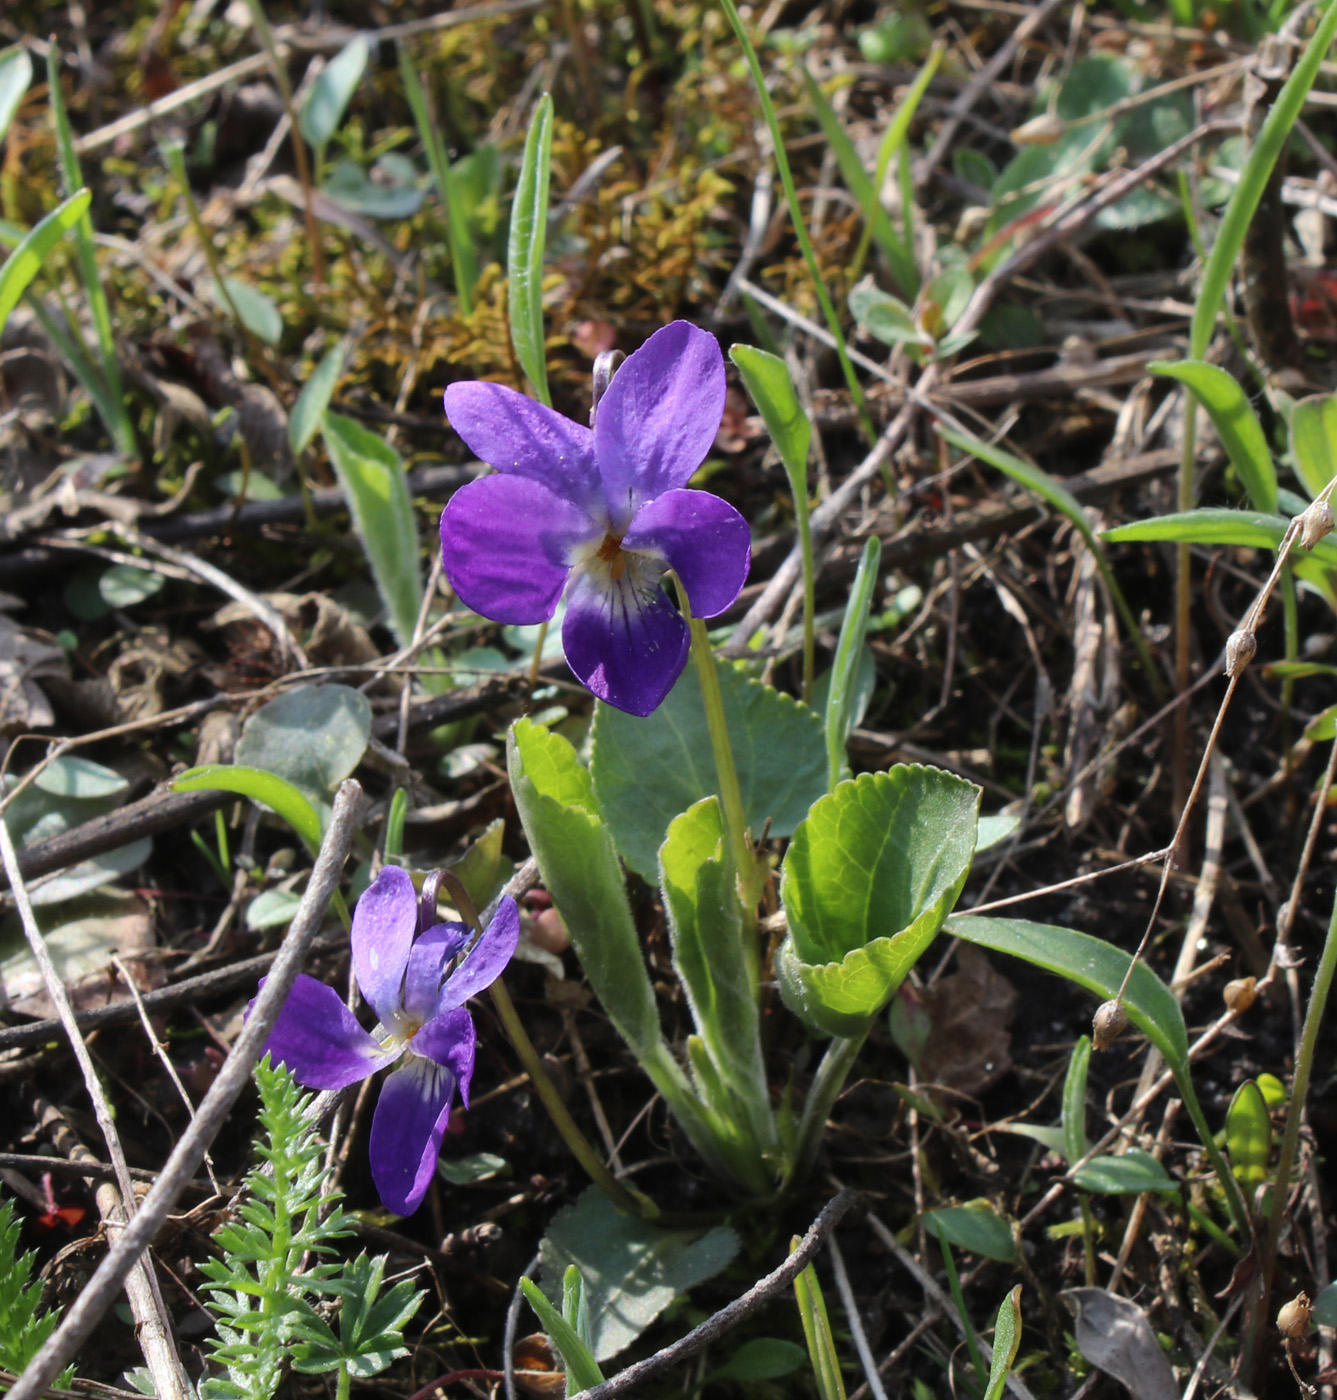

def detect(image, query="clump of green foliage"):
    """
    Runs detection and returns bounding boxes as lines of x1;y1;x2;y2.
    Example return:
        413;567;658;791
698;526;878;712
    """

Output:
0;1196;67;1377
199;1056;423;1400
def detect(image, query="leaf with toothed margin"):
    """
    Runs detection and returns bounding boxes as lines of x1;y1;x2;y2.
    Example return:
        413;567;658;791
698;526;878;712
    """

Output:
590;653;827;881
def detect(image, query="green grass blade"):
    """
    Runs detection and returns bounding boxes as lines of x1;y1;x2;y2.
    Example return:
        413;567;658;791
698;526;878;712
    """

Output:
23;286;125;442
0;189;89;340
398;44;478;316
823;537;881;791
171;764;323;857
1189;0;1337;358
718;0;873;443
0;45;32;145
801;69;915;296
1150;360;1276;512
507;93;554;407
321;410;424;647
937;426;1162;697
792;1245;847;1400
519;1278;605;1393
45;44;135;456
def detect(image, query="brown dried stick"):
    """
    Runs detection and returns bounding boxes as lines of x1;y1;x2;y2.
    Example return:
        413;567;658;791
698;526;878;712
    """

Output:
6;779;364;1400
565;1191;865;1400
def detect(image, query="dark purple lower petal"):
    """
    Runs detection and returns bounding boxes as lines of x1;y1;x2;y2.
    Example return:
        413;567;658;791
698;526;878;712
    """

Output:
412;1006;478;1106
440;475;599;625
623;489;751;618
259;975;393;1091
562;563;689;716
434;897;520;1016
369;1053;459;1216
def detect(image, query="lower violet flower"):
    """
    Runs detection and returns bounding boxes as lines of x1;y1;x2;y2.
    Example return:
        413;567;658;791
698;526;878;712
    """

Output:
439;320;750;716
261;866;519;1216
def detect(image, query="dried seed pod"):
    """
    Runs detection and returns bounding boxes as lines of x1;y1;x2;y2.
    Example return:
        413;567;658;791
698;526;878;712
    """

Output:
1011;112;1064;146
1299;499;1335;550
1225;629;1257;678
1092;999;1128;1051
1223;976;1257;1013
1278;1292;1312;1340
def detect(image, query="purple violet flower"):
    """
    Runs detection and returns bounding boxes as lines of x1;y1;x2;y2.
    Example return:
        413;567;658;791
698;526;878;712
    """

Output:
439;320;751;716
261;866;519;1216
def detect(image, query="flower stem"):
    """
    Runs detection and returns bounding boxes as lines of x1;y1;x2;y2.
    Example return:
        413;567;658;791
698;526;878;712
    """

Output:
489;981;657;1219
785;1027;869;1188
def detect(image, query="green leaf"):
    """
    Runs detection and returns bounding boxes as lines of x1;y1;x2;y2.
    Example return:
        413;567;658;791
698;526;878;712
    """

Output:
521;1278;606;1391
925;1203;1018;1264
234;683;371;803
1063;1035;1092;1167
507;93;553;405
729;344;811;491
983;1287;1023;1400
976;813;1021;853
848;284;926;350
298;35;368;152
0;1197;63;1372
660;798;775;1155
801;70;915;296
0;188;90;343
508;719;661;1060
34;756;128;800
1190;0;1337;359
777;766;979;1036
1103;507;1337;573
321;410;423;646
824;537;881;789
792;1251;846;1400
590;653;826;881
99;563;165;609
211;276;283;346
538;1188;738;1362
1313;1281;1337;1329
290;341;347;456
704;1338;808;1384
1149;360;1276;513
171;764;323;857
245;889;302;931
1072;1149;1177;1195
0;46;32;147
436;1152;509;1184
26;842;152;906
1289;393;1337;498
1225;1080;1271;1188
291;1253;421;1378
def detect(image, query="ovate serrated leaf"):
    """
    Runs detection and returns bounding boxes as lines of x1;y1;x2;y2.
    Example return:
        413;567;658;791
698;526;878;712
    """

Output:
777;766;980;1036
590;653;826;881
539;1187;739;1362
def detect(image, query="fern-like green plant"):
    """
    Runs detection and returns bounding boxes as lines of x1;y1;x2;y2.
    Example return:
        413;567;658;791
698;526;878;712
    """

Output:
199;1056;423;1400
0;1195;67;1377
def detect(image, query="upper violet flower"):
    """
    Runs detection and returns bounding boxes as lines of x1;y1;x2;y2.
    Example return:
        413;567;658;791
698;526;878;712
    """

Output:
439;320;750;716
261;866;519;1216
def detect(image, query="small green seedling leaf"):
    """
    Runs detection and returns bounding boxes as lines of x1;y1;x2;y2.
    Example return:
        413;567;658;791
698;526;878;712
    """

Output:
1072;1149;1177;1195
824;537;881;790
299;34;368;152
792;1243;846;1400
1225;1080;1272;1188
1289;393;1337;498
521;1277;605;1392
729;344;811;489
210;276;282;345
290;340;347;456
1063;1035;1093;1167
983;1287;1023;1400
1150;360;1277;513
924;1203;1018;1263
321;410;423;646
703;1338;808;1384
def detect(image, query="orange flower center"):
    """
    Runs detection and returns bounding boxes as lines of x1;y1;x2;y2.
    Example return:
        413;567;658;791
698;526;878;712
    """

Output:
596;532;627;581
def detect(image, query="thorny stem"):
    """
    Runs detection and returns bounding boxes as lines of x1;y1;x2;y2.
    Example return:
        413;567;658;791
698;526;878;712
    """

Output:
441;872;657;1220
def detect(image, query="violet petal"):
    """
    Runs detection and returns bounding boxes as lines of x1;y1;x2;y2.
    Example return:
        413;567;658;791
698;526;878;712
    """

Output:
402;922;471;1022
562;563;690;716
411;1006;478;1107
351;866;417;1029
440;475;599;625
622;488;751;618
594;322;726;529
444;381;603;514
368;1054;458;1216
260;974;395;1091
435;896;521;1015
